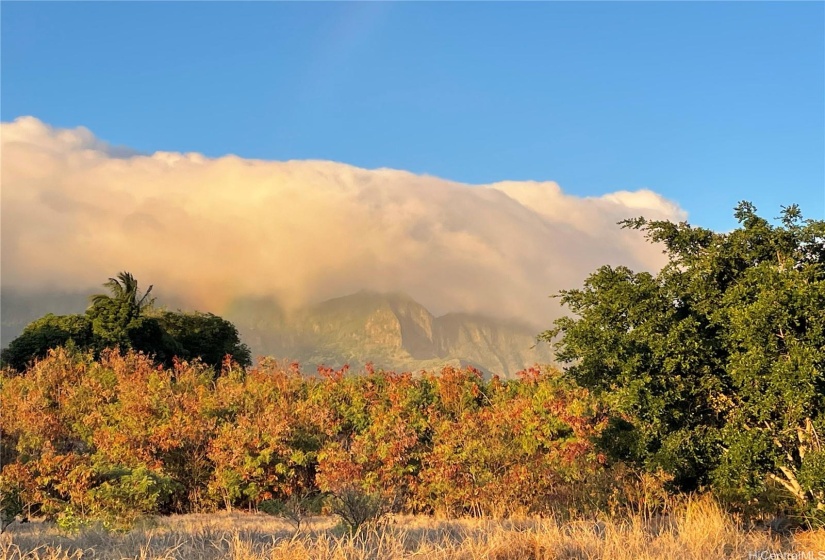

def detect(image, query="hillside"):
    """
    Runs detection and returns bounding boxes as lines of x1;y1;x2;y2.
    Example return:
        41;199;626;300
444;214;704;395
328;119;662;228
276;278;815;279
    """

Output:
226;291;552;377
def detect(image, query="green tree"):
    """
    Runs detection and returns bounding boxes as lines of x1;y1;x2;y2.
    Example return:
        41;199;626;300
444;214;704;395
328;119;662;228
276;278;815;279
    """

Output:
0;314;93;371
84;272;183;365
2;272;249;372
542;203;825;515
87;271;156;350
157;311;251;369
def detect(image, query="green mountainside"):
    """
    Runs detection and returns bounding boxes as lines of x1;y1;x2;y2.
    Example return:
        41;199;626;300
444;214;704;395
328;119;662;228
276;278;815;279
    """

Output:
226;291;553;377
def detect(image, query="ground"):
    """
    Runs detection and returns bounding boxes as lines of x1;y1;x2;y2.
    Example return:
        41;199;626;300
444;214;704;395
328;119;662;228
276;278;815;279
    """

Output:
2;498;824;560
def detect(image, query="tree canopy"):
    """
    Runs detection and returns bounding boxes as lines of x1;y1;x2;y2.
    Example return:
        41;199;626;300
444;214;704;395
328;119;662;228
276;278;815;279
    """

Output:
542;202;825;516
0;314;94;372
1;272;250;372
156;310;251;369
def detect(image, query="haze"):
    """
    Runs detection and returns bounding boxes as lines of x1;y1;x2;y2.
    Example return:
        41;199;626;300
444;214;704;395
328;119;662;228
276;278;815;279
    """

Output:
2;117;684;329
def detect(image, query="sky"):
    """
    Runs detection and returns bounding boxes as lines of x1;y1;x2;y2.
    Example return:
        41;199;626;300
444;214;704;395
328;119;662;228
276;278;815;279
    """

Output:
2;2;823;233
1;2;823;333
1;116;683;327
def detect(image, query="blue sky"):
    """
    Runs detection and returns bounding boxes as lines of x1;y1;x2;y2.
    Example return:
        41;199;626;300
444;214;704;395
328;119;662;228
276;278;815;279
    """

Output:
2;2;823;232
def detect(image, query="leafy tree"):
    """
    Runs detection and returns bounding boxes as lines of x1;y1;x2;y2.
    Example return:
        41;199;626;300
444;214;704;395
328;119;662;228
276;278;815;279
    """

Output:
0;314;93;372
542;203;825;515
157;311;251;369
314;368;432;514
419;367;603;517
208;359;320;511
87;271;157;350
121;316;183;366
90;272;155;320
2;272;248;372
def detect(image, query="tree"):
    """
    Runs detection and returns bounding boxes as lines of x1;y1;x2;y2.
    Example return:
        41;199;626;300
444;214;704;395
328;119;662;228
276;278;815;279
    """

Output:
87;272;156;350
0;314;93;371
2;272;248;373
90;272;155;318
542;203;825;515
156;311;251;369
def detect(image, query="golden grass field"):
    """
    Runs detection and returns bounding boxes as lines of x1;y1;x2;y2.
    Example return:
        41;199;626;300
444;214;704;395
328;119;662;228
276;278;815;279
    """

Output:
2;498;824;560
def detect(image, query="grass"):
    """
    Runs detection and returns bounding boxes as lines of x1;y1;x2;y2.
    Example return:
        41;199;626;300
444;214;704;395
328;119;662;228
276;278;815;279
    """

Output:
2;497;824;559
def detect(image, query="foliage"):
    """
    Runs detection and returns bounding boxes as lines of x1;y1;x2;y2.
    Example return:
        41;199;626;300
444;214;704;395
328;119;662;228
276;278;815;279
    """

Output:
543;202;825;517
418;367;604;517
1;272;249;371
0;350;602;528
0;480;23;533
0;314;93;372
84;465;177;531
157;311;251;369
87;272;157;350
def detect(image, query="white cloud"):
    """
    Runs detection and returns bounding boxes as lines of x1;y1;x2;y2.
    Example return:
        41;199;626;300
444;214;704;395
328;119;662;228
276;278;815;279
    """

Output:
1;117;686;327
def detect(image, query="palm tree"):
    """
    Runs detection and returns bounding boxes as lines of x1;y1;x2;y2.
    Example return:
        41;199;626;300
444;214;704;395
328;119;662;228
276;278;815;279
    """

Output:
90;271;155;321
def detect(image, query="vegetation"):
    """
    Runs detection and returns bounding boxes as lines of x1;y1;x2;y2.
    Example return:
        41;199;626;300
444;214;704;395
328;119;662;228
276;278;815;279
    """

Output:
542;202;825;519
156;310;251;370
0;349;604;531
2;498;824;560
0;314;94;373
0;202;822;540
1;272;250;372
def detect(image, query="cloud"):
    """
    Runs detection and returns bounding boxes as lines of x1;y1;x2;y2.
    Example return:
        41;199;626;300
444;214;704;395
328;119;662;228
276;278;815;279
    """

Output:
0;117;686;328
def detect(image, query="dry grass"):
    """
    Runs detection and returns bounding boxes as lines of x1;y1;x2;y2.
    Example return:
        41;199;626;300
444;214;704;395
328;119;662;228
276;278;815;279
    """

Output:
1;497;822;560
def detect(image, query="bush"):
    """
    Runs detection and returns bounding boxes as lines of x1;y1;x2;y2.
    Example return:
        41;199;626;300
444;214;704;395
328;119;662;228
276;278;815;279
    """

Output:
86;465;178;531
0;483;23;533
259;491;323;531
327;486;394;534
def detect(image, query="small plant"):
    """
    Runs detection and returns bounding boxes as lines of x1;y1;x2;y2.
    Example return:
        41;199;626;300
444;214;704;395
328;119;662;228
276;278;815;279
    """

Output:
55;506;92;534
0;486;23;533
259;490;322;531
327;486;394;534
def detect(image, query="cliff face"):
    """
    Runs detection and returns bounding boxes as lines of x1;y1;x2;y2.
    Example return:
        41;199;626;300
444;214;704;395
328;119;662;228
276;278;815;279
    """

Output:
227;291;553;377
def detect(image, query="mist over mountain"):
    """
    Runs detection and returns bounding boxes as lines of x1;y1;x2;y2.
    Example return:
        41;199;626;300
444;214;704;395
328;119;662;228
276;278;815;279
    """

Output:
1;118;684;337
2;117;686;372
226;290;552;377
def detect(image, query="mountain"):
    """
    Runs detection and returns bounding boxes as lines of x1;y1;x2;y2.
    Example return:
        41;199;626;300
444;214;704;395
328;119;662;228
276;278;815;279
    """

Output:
1;289;553;377
225;291;553;377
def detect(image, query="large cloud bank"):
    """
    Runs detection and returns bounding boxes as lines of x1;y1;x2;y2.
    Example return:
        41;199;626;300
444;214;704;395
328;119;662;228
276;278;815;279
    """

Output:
1;117;685;327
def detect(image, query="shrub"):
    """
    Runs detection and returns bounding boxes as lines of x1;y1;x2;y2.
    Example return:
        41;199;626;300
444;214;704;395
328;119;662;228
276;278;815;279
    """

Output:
327;486;394;534
259;491;323;531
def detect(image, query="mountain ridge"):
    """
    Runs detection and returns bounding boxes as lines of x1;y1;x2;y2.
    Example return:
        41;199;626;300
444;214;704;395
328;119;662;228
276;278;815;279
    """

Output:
226;290;553;377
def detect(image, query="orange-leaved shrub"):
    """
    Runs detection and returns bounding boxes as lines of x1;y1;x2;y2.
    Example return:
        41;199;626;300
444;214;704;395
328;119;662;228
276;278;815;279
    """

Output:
0;349;607;528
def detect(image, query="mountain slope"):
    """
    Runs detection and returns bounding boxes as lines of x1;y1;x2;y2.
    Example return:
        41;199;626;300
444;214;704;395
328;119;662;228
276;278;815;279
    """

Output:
226;291;552;377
